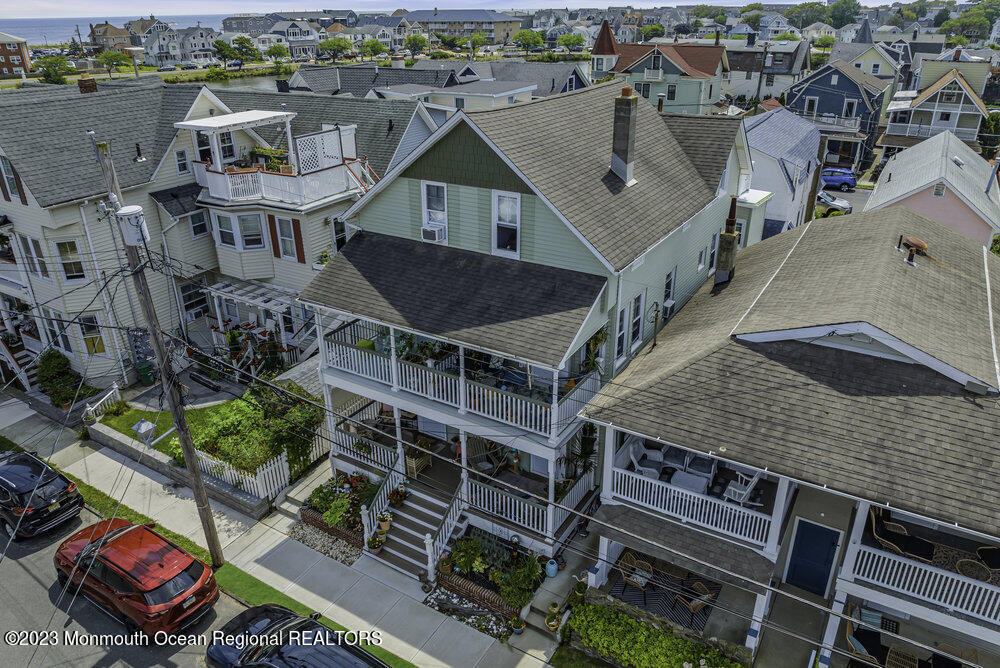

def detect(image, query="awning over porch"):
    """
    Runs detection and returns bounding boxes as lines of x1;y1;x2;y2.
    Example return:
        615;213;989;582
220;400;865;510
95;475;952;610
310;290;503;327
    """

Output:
205;278;300;314
150;183;202;217
593;504;772;594
300;231;608;368
174;109;296;134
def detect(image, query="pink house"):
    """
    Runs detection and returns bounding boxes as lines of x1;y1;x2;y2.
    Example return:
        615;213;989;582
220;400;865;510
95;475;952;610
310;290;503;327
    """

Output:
864;131;1000;246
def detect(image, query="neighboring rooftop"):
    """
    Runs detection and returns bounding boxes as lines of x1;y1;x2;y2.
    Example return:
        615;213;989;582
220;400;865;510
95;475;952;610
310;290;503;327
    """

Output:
0;31;27;43
403;9;518;22
292;64;458;98
743;108;820;181
864;131;1000;234
584;207;1000;537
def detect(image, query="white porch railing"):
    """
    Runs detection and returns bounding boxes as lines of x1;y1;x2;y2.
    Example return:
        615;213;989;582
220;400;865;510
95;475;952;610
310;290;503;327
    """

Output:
326;339;393;385
644;68;663;81
850;545;1000;625
612;467;772;546
555;371;600;433
84;383;121;419
193;160;363;206
426;487;465;584
332;429;397;471
467;478;547;535
398;359;460;406
362;460;403;547
552;469;595;532
885;123;979;140
465;379;551;437
20;330;41;354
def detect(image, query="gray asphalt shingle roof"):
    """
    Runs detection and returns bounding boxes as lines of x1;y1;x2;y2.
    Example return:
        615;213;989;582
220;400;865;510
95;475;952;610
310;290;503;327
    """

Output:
404;9;517;21
744;108;820;170
465;83;732;270
584;208;1000;536
210;88;421;177
149;183;202;217
472;61;587;97
865;131;1000;232
299;231;607;366
0;77;200;208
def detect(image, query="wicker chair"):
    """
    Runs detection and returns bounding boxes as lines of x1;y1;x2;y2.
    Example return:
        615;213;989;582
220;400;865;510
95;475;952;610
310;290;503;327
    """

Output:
977;545;1000;572
618;551;653;605
844;602;882;665
673;581;716;626
869;508;935;564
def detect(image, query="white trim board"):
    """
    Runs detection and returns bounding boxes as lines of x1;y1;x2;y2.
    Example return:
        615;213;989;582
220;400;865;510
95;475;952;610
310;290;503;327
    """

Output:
735;321;999;392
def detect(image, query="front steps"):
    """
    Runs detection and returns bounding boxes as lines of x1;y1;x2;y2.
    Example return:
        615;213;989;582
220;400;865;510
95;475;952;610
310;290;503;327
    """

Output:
372;485;467;580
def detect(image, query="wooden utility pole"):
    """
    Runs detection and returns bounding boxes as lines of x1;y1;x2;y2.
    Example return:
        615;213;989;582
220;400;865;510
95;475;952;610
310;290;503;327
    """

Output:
754;43;770;103
803;134;829;223
93;140;225;568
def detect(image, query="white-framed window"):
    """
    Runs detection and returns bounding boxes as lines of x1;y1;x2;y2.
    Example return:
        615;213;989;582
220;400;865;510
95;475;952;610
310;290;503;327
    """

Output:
805;96;818;116
932;183;946;197
635;82;650;98
421;181;447;238
663;266;676;318
222;298;240;321
0;155;19;201
41;307;71;353
491;190;520;258
615;307;627;359
629;291;645;350
55;240;86;281
870;62;880;75
237;214;264;249
667;84;676;101
180;279;208;321
830;74;839;85
332;217;348;252
18;234;48;279
189;210;208;238
10;56;20;64
735;219;748;248
215;214;236;247
454;97;465;110
567;77;575;91
78;314;106;356
698;247;707;270
708;231;720;271
175;149;189;175
276;217;297;259
843;99;857;117
220;132;235;160
650;53;661;69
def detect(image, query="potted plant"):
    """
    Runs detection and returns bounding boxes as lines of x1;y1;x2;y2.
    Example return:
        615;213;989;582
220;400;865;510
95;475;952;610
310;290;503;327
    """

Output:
509;616;526;635
438;553;453;574
545;612;561;632
376;510;392;532
388;487;408;507
367;534;384;555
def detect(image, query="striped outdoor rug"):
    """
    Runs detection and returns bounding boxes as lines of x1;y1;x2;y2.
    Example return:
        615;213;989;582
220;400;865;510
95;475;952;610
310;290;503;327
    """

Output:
608;573;722;633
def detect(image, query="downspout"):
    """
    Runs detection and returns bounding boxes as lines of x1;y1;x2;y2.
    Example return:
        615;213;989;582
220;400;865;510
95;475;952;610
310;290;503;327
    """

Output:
81;202;128;383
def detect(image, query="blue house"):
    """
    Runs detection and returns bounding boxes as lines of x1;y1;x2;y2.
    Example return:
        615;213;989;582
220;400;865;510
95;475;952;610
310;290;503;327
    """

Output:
784;59;890;171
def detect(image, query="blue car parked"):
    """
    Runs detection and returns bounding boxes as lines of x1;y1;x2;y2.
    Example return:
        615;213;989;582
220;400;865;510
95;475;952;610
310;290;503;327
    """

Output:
821;167;856;192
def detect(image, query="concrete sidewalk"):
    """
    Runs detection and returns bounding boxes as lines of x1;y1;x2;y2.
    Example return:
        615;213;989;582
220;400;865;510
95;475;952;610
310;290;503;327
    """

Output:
0;396;553;668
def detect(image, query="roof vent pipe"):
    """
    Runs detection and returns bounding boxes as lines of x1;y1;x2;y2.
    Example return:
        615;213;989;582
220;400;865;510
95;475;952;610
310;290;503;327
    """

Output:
657;92;665;112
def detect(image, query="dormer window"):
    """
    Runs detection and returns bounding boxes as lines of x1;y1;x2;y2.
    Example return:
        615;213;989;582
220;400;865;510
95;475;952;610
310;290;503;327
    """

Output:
650;53;661;69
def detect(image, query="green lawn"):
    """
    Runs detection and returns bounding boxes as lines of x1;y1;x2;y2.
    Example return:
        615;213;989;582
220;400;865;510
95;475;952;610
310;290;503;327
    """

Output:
100;403;229;455
550;645;614;668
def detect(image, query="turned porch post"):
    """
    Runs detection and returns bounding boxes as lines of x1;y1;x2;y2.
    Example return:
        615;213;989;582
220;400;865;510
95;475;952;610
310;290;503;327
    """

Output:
547;456;556;539
393;405;405;476
458;344;467;413
389;326;399;391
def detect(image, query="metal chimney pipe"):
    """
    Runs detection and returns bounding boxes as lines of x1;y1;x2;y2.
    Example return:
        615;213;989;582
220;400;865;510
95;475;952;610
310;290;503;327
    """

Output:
657;93;665;112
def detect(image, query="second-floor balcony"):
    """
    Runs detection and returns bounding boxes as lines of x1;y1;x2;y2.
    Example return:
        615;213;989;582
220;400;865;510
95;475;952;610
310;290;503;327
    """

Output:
176;110;377;207
324;318;600;440
885;123;979;141
643;68;663;81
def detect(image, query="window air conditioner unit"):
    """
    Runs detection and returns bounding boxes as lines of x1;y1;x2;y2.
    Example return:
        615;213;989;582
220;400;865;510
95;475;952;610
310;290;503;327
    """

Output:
421;223;446;243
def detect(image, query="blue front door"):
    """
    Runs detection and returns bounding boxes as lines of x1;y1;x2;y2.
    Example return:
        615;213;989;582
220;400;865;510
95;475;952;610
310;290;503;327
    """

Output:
785;520;839;596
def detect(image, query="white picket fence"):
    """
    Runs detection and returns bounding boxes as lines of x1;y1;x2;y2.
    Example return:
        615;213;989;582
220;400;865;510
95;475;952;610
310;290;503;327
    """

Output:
83;383;121;419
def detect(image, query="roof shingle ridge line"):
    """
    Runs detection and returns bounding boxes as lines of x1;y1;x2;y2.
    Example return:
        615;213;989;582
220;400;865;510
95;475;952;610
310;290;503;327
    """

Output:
466;78;618;115
729;221;813;337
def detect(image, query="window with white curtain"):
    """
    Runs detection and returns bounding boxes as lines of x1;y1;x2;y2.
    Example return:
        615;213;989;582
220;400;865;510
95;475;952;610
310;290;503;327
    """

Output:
492;191;520;258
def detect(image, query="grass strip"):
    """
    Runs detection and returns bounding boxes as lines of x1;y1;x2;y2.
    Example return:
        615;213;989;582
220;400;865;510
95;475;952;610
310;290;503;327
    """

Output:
62;470;414;668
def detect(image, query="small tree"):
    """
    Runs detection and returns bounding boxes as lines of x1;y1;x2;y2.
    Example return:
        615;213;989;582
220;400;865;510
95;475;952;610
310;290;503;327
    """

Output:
362;39;387;61
741;2;765;13
513;29;543;53
213;39;238;62
558;33;585;49
947;34;970;46
774;32;800;40
639;24;665;41
265;43;289;61
233;35;262;62
67;37;83;58
96;50;129;77
743;13;763;31
816;35;836;49
467;33;487;55
434;33;461;51
979;111;1000;159
319;37;354;60
404;34;429;54
36;56;70;84
934;7;951;27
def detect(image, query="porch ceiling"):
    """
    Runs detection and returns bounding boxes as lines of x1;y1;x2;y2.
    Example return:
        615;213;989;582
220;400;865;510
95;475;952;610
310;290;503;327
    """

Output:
300;231;607;368
593;504;772;593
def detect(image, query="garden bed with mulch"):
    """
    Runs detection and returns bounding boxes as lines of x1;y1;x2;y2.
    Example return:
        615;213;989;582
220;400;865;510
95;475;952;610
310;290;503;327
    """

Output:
300;506;364;549
434;570;518;617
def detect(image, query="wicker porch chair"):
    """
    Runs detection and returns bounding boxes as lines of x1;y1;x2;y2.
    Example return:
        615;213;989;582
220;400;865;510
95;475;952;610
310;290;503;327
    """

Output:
869;507;935;564
844;602;882;665
673;581;716;626
618;551;653;605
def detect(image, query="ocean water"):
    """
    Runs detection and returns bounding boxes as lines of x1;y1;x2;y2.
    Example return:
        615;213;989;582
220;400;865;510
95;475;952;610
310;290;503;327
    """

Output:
0;14;228;46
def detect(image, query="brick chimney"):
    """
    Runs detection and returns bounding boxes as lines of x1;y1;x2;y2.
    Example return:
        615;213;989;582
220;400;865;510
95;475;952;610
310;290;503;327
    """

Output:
78;74;98;94
714;196;740;284
611;87;638;186
953;47;962;61
715;30;720;46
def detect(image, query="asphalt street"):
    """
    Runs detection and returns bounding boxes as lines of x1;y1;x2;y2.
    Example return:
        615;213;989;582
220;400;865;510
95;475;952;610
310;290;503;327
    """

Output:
0;507;243;667
820;184;872;213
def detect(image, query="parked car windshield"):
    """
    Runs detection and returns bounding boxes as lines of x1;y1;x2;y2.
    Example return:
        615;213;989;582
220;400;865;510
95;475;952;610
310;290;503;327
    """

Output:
143;560;203;605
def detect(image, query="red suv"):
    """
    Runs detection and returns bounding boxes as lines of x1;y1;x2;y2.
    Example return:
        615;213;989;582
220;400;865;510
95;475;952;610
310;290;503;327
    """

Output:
54;518;218;634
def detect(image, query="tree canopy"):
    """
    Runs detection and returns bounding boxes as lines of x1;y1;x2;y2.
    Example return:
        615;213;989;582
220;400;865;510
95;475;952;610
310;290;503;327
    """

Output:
264;43;289;61
37;56;70;84
816;35;836;48
640;24;665;40
232;35;261;61
828;0;861;28
558;33;585;48
743;13;764;31
212;39;238;62
362;39;387;59
785;2;830;30
741;3;765;14
513;29;543;50
404;34;429;54
690;5;720;19
96;50;129;77
467;33;487;54
319;37;353;59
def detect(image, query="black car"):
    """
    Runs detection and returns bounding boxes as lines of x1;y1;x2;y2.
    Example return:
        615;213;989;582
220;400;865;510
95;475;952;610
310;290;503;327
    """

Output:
0;451;83;539
207;604;388;667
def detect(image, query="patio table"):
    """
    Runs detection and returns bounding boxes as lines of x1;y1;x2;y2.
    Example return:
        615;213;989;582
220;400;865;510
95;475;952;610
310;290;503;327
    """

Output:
671;470;709;495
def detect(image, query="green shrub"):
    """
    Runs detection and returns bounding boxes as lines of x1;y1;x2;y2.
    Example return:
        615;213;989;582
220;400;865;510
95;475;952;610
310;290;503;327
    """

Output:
451;537;485;573
428;51;450;59
489;551;542;609
567;603;741;668
322;497;350;527
102;399;129;416
37;349;98;406
205;66;229;82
